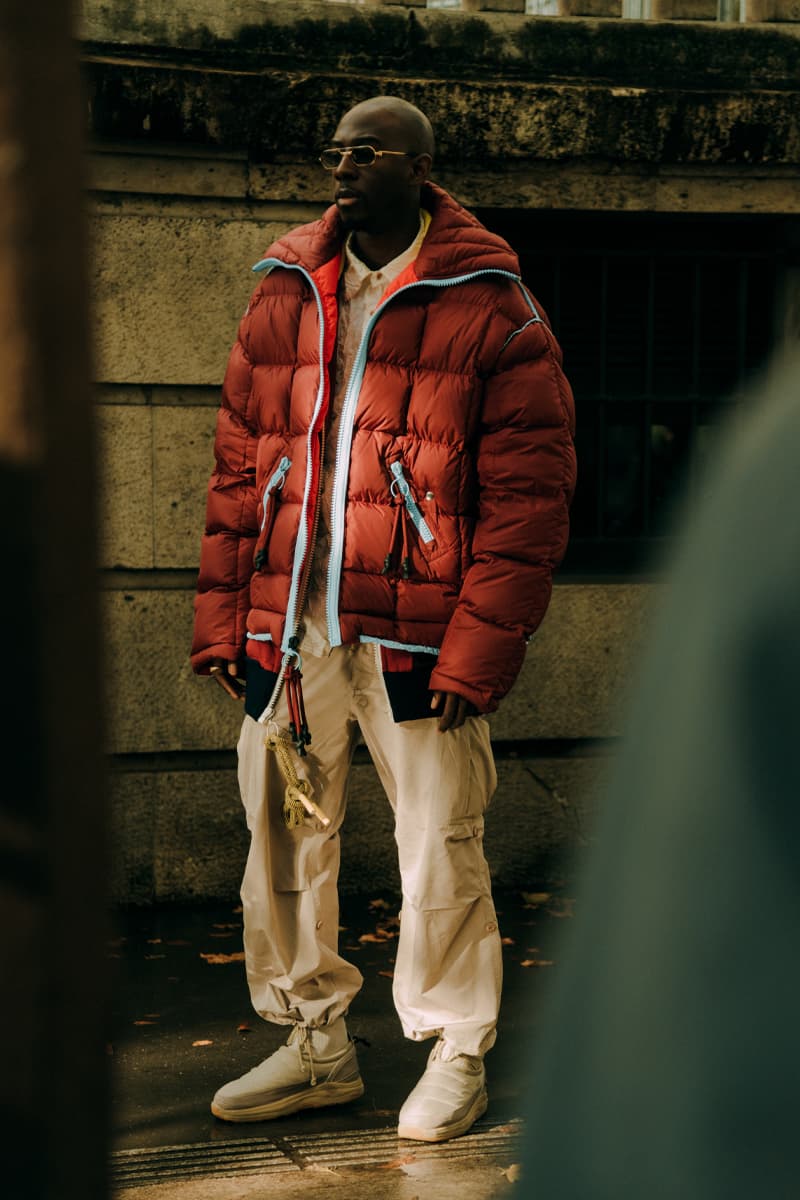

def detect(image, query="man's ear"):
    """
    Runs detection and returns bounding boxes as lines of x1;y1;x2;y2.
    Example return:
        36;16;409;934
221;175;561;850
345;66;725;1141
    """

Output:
410;153;432;185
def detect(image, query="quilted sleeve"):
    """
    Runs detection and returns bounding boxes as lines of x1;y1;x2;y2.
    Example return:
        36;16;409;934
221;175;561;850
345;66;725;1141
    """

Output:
190;323;260;673
429;315;576;712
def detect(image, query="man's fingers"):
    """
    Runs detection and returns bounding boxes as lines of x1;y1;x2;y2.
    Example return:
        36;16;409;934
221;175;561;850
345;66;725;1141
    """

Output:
209;658;244;701
430;691;442;711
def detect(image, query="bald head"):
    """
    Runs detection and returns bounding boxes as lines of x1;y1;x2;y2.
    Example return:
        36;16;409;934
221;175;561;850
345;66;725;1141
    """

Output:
337;96;435;162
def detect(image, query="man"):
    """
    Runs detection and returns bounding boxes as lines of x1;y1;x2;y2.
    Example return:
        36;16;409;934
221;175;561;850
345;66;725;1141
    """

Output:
191;96;575;1143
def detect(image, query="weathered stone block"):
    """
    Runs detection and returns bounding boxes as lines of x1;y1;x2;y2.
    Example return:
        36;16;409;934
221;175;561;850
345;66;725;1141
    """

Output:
109;773;157;904
108;753;609;903
651;0;717;17
102;583;654;754
95;405;154;569
558;0;622;13
102;590;243;755
153;771;249;900
746;0;800;18
488;584;656;740
90;213;293;385
153;406;217;568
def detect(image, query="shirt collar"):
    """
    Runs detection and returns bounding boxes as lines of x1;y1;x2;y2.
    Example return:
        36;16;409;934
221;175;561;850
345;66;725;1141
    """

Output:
341;209;431;295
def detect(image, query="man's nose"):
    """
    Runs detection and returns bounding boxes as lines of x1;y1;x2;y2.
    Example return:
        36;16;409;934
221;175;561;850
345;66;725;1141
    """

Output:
333;151;358;181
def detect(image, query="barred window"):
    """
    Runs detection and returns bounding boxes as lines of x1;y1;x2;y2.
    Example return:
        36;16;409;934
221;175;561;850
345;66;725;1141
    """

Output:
477;211;781;573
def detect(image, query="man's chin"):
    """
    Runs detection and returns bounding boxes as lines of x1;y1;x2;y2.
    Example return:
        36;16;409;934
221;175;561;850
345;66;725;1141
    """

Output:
336;201;368;232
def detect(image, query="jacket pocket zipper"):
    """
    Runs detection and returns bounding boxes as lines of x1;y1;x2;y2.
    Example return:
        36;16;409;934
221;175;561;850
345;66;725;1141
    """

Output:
254;455;291;570
382;461;435;579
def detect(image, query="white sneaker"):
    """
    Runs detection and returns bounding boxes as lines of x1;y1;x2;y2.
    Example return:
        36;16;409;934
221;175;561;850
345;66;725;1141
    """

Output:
210;1022;364;1122
397;1038;488;1142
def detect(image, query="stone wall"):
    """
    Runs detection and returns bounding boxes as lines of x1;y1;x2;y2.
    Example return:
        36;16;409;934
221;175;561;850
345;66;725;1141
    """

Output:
85;0;800;901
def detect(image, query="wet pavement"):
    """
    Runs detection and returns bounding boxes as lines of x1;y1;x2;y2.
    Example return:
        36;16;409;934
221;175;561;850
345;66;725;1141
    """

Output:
108;881;575;1193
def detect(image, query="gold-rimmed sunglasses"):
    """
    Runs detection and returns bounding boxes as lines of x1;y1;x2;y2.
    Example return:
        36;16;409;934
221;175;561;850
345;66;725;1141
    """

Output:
319;145;416;170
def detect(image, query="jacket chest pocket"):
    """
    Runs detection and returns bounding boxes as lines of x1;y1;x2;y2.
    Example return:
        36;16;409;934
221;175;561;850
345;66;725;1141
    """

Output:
381;460;443;580
254;455;291;570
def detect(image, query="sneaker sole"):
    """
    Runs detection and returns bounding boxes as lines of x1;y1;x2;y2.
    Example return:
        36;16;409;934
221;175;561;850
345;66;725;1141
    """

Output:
397;1087;488;1143
211;1078;365;1123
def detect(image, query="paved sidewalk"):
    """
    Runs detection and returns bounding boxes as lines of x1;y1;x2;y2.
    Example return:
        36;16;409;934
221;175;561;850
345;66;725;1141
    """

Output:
108;883;575;1196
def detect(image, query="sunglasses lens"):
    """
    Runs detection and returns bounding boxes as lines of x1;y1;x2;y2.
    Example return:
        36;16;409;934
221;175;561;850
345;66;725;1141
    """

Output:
350;146;375;166
320;149;339;169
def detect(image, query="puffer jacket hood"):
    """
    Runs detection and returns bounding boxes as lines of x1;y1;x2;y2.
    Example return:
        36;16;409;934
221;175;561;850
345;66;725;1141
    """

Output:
191;181;576;715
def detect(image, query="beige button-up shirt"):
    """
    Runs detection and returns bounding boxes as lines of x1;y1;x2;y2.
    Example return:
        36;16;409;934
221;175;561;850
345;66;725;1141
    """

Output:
302;212;430;656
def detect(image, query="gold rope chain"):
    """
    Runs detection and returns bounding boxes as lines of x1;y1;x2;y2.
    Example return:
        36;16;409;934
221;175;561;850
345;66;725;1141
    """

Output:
265;732;331;829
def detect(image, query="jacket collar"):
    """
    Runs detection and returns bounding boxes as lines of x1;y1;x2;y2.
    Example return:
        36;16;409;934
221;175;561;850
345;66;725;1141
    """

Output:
262;181;520;280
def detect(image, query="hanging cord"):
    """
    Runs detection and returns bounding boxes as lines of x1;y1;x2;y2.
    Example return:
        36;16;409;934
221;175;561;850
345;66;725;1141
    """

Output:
400;503;411;579
381;499;403;576
289;1025;318;1087
283;655;311;756
265;728;330;830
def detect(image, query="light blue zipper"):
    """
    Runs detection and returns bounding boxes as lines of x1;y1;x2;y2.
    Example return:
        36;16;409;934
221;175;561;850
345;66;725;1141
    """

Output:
250;257;329;720
325;268;531;648
390;461;434;543
259;455;292;531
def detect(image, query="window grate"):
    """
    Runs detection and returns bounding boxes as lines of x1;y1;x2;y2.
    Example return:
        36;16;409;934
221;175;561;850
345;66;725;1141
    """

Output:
477;212;782;573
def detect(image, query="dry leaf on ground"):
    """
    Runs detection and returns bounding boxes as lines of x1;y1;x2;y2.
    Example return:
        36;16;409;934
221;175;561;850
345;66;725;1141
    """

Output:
213;922;241;930
133;1019;157;1026
521;892;551;906
501;937;515;946
359;932;392;944
378;970;394;980
520;958;554;968
146;938;162;945
200;951;246;964
237;1022;252;1034
192;1039;213;1047
369;898;391;911
501;1163;523;1183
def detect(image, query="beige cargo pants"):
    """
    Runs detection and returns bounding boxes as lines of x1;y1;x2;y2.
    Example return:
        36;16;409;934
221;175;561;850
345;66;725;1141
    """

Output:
236;641;502;1058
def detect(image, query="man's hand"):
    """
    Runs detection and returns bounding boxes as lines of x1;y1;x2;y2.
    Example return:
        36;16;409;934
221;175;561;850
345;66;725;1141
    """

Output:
209;657;245;701
430;690;474;732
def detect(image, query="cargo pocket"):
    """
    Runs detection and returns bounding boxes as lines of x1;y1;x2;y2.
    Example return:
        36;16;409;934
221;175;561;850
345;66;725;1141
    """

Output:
407;816;490;912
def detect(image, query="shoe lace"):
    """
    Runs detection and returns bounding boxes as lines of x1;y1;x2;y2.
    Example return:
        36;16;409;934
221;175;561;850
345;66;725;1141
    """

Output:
289;1024;318;1087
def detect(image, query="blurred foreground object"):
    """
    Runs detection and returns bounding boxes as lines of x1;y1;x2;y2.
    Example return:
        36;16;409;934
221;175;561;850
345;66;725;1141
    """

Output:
0;2;107;1198
522;349;800;1199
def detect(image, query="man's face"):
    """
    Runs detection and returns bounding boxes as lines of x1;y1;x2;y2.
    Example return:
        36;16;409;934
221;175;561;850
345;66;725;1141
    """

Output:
329;107;421;234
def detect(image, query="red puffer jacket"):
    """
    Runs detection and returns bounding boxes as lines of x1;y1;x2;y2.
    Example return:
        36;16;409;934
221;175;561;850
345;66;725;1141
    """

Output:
191;182;576;714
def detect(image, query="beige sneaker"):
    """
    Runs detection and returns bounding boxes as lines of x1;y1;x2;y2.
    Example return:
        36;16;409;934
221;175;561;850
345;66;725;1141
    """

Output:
397;1038;488;1142
210;1022;364;1122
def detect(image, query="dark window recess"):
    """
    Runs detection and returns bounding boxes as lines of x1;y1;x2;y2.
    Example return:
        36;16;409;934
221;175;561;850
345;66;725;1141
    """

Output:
476;212;781;574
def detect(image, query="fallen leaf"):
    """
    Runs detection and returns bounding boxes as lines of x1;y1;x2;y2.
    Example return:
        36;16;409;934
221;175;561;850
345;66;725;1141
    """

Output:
209;931;234;939
369;898;391;911
358;932;392;944
212;922;241;930
521;958;554;968
146;938;162;945
338;925;348;932
382;1155;417;1170
200;951;246;964
501;937;515;946
378;970;394;979
133;1019;157;1026
237;1022;252;1034
501;1163;523;1183
232;905;243;914
192;1039;213;1047
521;891;551;906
